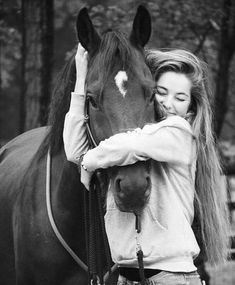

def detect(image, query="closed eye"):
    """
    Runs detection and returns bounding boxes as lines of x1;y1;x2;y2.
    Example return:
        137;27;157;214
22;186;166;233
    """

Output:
176;98;185;102
176;94;188;102
154;86;167;96
154;89;167;96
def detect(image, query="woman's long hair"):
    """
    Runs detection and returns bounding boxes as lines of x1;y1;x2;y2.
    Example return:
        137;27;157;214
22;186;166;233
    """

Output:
145;49;230;266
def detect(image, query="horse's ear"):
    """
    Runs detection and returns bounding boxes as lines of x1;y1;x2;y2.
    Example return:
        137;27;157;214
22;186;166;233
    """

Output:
130;5;151;47
76;8;101;53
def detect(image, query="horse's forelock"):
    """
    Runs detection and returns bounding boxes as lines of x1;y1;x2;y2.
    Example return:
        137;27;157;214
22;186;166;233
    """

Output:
99;31;131;69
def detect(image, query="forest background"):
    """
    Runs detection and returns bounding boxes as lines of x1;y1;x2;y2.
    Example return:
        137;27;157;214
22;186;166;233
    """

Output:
1;0;235;176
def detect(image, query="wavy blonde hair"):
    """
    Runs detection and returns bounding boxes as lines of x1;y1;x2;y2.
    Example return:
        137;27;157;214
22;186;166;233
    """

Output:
145;49;230;266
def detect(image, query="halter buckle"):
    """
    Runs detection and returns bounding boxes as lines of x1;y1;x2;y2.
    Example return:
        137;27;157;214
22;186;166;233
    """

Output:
84;114;89;123
90;276;101;285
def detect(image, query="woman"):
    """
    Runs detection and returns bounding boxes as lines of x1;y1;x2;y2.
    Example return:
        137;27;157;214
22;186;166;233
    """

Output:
63;44;230;285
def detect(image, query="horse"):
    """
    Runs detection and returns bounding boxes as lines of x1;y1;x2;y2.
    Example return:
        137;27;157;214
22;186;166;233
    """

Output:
0;5;158;285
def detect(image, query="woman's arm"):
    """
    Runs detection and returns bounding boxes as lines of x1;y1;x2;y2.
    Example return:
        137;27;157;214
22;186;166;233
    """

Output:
63;43;89;164
63;44;93;190
63;94;89;163
82;116;196;171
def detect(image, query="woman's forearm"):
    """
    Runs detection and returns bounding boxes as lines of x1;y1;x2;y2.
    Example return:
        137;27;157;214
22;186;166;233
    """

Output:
63;43;89;165
82;131;147;171
82;116;195;171
63;93;89;164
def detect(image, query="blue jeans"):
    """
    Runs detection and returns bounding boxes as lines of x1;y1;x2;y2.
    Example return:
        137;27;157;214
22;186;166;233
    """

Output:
117;271;204;285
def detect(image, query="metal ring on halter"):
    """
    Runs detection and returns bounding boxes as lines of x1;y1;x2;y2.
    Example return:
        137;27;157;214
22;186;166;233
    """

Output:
90;276;101;285
79;152;88;171
84;114;89;123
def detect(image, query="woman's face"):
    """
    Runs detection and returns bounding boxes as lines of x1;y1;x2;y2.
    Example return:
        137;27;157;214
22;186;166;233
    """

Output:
155;71;192;118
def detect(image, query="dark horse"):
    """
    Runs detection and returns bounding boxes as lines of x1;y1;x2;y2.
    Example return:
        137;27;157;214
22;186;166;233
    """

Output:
0;6;158;285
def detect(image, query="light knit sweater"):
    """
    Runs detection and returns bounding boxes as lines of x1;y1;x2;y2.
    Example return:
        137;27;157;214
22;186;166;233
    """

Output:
63;93;200;272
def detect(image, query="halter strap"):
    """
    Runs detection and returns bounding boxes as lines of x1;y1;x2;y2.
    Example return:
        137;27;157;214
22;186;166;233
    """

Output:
84;86;98;147
84;84;146;284
46;148;88;271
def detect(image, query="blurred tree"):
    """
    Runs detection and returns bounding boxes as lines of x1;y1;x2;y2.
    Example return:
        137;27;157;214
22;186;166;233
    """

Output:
53;0;84;72
0;0;2;94
21;0;53;131
214;0;235;137
0;0;21;141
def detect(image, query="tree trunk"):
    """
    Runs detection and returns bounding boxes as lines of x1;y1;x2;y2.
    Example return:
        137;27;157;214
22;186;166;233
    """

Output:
40;0;54;126
214;0;235;137
20;0;53;132
0;0;4;136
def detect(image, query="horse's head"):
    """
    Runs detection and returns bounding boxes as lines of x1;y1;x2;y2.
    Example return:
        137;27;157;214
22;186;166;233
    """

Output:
76;6;156;213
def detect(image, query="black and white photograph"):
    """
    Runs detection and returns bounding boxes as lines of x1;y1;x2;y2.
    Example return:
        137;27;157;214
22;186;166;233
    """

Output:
0;0;235;284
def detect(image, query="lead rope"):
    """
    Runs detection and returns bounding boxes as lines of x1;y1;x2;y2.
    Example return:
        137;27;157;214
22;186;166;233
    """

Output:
46;149;117;284
135;213;146;285
46;149;88;272
96;171;113;277
88;176;100;285
87;172;115;285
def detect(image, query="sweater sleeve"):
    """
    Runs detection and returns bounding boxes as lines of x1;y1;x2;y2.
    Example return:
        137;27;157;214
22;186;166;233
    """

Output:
63;92;89;164
82;116;196;171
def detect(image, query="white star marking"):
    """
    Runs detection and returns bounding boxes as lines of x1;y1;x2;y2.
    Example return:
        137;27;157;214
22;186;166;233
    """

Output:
114;70;128;98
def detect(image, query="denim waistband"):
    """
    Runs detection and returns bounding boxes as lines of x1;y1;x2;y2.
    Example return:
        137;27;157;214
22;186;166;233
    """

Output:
119;267;162;281
118;270;202;285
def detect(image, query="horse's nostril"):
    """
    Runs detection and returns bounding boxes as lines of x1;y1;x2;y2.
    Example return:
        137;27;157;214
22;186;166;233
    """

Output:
116;178;121;192
146;176;151;190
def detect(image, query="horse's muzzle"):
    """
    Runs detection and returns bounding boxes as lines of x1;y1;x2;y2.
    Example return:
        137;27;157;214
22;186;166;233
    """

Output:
112;162;151;212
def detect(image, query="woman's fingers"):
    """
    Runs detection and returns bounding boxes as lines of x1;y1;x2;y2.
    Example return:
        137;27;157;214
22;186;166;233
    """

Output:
76;43;87;57
75;43;88;79
75;43;88;63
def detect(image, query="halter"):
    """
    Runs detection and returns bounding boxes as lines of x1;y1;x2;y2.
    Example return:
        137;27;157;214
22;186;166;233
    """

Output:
84;87;117;284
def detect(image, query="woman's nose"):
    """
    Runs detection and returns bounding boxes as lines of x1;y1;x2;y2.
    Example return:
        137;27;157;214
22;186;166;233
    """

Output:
162;97;172;110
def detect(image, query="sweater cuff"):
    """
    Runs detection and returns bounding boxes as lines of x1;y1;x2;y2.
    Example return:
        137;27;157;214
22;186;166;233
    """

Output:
69;92;85;114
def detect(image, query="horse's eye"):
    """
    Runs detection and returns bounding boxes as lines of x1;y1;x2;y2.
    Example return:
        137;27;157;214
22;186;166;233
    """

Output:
88;96;98;109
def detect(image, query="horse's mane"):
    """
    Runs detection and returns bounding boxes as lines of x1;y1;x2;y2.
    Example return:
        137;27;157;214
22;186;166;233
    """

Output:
38;30;152;158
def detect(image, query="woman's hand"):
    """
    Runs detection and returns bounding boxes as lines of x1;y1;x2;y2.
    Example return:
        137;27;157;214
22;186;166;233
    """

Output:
80;166;93;190
74;43;88;94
